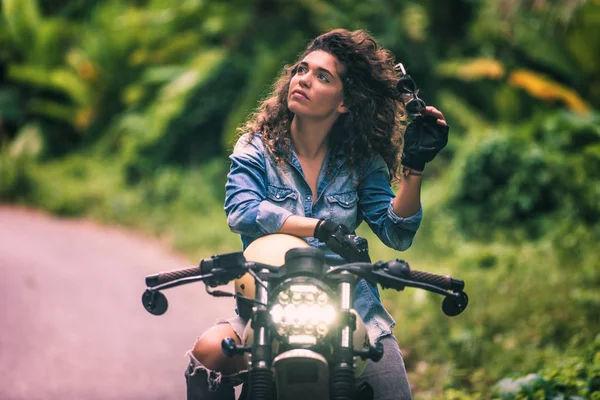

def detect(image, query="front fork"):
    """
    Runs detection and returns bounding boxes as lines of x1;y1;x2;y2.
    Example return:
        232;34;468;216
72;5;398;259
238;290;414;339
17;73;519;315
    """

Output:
248;270;272;400
331;272;357;400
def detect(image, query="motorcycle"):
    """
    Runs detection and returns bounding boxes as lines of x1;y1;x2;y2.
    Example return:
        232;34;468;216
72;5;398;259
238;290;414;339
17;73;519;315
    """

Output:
141;234;468;400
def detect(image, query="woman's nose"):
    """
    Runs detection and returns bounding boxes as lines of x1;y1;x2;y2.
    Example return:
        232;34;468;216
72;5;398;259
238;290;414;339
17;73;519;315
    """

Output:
299;74;311;88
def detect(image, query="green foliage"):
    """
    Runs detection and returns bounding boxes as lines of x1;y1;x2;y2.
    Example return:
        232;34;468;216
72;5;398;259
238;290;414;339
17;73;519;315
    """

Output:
363;110;600;398
2;0;41;52
0;149;33;201
448;111;600;242
2;0;599;162
491;335;600;399
0;122;43;200
1;0;600;398
379;235;597;396
450;133;558;239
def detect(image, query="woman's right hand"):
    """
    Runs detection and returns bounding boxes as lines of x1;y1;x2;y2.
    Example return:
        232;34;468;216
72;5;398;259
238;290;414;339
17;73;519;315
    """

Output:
314;220;370;262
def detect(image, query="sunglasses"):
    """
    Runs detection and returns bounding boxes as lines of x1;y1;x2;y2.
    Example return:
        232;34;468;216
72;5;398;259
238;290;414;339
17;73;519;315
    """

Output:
395;63;426;117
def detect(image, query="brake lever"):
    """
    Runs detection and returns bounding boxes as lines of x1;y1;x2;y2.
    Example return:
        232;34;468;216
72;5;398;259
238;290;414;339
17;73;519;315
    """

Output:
206;286;236;297
205;268;248;288
369;269;407;291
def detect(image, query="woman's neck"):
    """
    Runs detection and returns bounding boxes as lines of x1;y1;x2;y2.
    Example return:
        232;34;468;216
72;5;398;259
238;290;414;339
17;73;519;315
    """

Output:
290;115;335;159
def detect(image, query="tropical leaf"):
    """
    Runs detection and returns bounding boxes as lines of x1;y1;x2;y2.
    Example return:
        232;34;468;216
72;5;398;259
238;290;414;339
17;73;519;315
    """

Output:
509;69;591;114
141;65;189;85
7;65;90;105
144;48;228;136
510;17;580;80
27;99;78;125
436;58;505;81
113;48;228;164
1;0;41;50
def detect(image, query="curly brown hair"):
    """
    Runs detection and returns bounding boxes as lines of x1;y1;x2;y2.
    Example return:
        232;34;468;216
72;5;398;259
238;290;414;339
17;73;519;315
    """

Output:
238;28;405;181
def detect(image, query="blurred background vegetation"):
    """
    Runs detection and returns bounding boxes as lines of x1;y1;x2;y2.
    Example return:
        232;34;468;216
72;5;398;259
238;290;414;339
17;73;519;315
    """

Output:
1;0;599;398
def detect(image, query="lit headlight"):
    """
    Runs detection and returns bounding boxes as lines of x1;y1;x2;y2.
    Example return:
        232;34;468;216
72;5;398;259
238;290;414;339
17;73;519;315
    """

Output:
270;282;336;345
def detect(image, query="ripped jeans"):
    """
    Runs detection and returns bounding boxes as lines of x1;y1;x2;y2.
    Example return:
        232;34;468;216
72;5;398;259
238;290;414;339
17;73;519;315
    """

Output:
184;316;412;400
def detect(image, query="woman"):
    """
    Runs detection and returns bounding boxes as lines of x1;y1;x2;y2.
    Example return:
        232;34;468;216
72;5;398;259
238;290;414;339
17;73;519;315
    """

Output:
186;28;449;400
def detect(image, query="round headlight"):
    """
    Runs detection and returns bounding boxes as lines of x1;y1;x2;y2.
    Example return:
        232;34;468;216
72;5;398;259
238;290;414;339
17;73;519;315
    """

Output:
269;279;336;345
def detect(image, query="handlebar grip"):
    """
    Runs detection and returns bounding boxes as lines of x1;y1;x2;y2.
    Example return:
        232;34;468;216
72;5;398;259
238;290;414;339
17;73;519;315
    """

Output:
386;260;464;291
408;270;451;290
145;266;202;287
408;269;464;292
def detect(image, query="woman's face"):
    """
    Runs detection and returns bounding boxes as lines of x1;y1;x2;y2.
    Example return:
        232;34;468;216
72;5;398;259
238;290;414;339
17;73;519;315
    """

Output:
288;50;347;119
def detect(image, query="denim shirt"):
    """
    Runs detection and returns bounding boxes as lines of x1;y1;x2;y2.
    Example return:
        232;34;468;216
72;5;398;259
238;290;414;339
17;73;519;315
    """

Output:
224;133;423;343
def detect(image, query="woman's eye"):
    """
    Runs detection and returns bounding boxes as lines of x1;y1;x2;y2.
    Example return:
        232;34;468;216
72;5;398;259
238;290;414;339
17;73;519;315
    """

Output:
295;66;328;82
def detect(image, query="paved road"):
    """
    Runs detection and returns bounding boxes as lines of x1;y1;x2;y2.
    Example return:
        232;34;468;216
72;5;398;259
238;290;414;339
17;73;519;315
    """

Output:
0;206;236;399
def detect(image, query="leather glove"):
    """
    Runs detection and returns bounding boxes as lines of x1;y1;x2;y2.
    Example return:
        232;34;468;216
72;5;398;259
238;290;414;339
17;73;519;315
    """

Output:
314;220;371;263
401;115;449;171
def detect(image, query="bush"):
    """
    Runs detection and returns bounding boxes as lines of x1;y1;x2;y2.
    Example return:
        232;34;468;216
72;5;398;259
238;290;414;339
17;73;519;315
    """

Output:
449;134;559;240
491;334;600;399
448;111;600;242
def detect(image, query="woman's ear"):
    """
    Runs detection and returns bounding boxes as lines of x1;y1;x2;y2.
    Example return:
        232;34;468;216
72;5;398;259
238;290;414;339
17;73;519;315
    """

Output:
337;101;349;114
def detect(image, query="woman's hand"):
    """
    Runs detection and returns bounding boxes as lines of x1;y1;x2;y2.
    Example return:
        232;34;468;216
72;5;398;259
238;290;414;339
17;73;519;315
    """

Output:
314;220;370;262
423;105;447;127
401;107;449;172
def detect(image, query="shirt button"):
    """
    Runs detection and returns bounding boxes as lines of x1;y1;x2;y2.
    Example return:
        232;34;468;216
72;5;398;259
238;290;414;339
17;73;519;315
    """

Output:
307;196;311;201
276;194;280;198
346;201;349;205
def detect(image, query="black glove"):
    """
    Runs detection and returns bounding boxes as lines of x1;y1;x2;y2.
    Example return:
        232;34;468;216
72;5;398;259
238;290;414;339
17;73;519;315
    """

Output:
401;115;449;171
314;220;371;263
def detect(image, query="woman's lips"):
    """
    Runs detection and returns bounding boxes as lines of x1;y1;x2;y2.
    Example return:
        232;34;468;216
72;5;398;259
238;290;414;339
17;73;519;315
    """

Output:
292;90;309;100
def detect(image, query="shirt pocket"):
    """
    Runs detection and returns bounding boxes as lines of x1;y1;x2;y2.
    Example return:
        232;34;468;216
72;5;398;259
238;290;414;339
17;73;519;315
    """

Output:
266;185;298;213
326;192;359;229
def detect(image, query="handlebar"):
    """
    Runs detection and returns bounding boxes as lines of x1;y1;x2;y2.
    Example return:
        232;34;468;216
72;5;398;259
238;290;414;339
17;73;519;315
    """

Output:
145;253;464;296
142;253;468;317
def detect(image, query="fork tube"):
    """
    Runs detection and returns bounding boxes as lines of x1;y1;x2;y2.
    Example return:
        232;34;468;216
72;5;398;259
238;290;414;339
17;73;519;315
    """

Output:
339;276;353;348
249;270;272;399
331;272;356;400
253;271;270;366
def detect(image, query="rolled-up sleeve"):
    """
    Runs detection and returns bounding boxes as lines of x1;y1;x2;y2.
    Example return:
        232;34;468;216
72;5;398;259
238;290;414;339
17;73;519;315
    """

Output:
224;135;293;237
358;156;422;251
